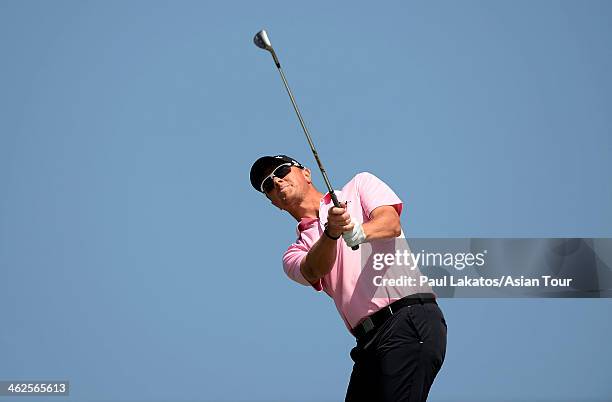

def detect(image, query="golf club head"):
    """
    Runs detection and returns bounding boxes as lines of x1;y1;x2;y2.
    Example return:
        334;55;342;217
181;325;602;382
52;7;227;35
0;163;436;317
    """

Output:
254;29;272;51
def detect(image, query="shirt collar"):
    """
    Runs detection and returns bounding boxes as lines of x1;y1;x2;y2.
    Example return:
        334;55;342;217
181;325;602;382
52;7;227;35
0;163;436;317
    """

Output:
297;217;318;233
320;190;342;206
295;191;343;234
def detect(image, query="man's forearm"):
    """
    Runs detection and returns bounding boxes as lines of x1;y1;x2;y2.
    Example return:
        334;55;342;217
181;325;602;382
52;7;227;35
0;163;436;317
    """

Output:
362;206;402;241
300;234;338;283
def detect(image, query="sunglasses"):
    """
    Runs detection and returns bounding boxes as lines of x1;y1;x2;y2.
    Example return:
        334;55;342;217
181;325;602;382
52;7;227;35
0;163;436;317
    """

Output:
260;163;296;193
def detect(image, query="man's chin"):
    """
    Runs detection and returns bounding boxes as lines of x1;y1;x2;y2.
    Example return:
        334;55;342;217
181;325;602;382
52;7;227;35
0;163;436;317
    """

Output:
278;187;293;200
279;189;301;206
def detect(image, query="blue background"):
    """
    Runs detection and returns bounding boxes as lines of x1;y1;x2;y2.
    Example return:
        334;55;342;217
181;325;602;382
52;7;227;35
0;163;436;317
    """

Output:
1;1;611;401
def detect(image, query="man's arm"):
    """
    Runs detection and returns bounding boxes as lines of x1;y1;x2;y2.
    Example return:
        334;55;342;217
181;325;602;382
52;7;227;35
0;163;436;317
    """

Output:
299;204;352;284
362;205;402;241
300;233;338;284
300;204;401;283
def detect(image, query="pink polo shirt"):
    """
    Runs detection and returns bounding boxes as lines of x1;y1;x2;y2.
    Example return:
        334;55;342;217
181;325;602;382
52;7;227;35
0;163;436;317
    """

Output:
282;172;433;331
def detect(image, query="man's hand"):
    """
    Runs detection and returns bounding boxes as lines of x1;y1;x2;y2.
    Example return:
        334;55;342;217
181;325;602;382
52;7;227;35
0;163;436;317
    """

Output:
342;221;367;247
326;203;354;238
328;203;367;247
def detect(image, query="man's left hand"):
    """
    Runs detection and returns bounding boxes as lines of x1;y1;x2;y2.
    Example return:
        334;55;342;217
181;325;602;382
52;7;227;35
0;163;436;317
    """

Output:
342;221;367;247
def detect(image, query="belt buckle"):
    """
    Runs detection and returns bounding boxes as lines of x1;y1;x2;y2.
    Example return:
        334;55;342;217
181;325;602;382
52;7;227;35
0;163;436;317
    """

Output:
361;317;375;334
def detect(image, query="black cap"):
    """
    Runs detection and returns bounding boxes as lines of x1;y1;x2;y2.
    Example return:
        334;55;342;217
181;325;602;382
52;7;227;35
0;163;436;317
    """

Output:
250;154;304;192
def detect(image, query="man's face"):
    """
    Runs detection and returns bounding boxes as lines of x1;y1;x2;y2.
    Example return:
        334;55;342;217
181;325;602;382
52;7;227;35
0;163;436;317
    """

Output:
263;165;312;209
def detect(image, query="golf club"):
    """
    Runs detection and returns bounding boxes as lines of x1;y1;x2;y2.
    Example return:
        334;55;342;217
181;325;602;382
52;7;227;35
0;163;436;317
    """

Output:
253;29;359;250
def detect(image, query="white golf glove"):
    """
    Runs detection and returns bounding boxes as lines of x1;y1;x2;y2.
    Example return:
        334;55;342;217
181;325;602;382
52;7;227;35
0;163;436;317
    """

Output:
342;220;367;248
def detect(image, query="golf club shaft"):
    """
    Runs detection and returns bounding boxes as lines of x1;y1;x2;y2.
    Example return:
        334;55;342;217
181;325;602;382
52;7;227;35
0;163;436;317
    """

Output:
272;57;341;209
261;37;358;250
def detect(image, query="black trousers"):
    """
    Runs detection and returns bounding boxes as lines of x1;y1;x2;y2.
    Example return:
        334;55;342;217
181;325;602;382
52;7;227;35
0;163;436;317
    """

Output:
345;302;447;402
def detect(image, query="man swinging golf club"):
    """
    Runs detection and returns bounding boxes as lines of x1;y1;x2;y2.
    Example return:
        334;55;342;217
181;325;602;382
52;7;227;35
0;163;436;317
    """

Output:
250;155;447;402
251;29;447;402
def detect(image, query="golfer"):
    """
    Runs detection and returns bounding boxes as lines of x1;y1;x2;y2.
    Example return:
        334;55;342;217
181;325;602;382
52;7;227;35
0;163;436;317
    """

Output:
250;155;447;402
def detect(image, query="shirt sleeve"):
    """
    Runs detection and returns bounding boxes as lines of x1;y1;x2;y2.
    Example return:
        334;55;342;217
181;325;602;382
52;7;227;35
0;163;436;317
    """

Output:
356;172;403;218
282;242;323;291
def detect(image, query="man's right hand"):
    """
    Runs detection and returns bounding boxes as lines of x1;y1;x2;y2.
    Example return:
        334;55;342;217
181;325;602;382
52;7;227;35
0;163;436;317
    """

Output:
326;203;354;238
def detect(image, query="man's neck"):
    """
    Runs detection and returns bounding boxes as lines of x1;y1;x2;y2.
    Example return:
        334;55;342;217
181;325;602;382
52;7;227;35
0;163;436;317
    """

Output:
287;189;324;221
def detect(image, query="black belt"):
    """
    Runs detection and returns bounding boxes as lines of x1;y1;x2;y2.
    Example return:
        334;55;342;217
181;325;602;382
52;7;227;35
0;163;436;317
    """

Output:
351;293;437;340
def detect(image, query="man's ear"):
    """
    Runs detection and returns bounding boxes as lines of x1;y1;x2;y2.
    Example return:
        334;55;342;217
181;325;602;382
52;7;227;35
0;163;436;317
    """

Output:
302;168;312;184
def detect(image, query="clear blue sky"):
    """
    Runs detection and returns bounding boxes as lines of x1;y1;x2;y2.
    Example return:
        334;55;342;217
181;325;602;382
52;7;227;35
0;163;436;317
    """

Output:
1;1;611;401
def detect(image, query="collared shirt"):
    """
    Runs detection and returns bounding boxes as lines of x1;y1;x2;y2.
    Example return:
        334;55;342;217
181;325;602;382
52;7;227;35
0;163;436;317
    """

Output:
282;172;433;331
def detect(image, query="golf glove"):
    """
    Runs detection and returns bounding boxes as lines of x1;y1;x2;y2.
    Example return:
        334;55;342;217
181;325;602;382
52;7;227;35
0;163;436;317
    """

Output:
342;220;366;248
